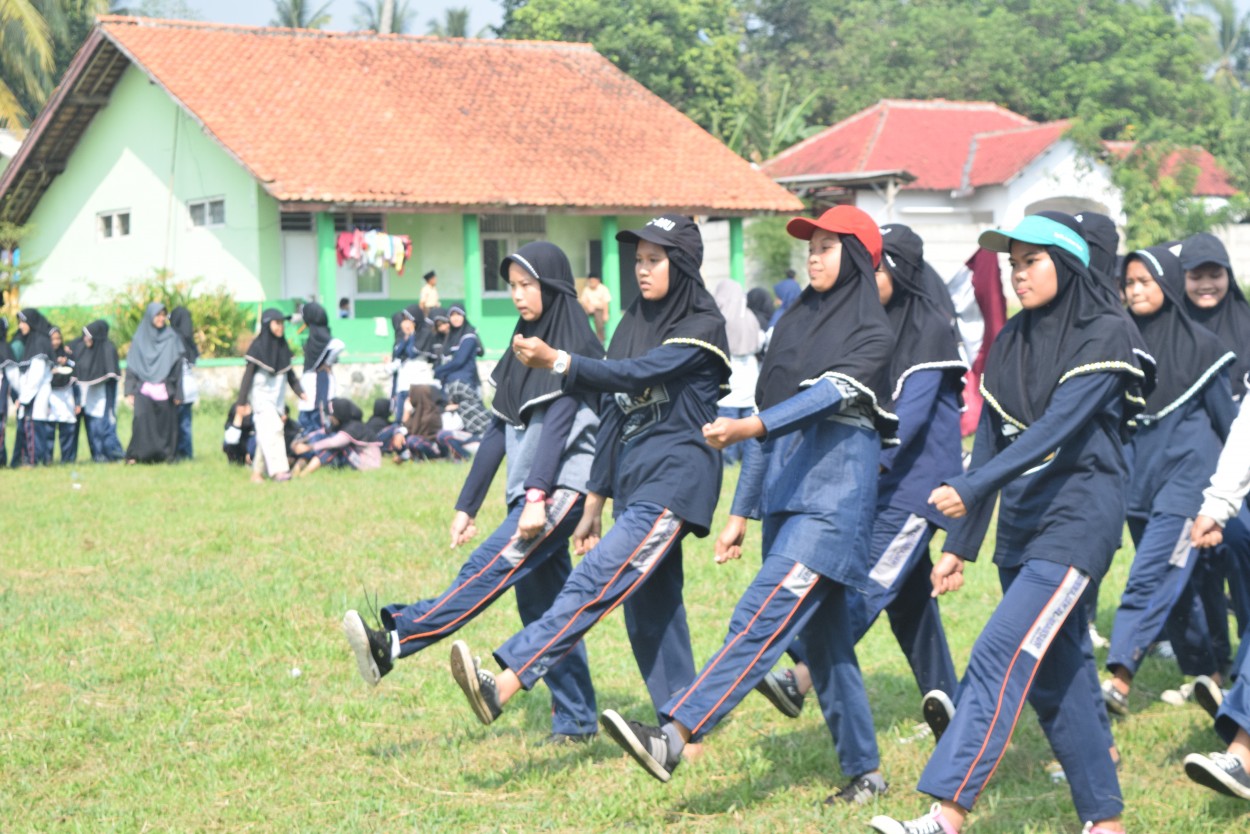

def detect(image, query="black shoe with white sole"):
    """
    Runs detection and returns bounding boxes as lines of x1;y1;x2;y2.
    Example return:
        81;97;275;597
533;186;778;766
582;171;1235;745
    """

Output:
342;609;393;687
1192;675;1225;721
755;669;805;718
922;690;955;743
449;640;502;726
824;772;888;805
599;709;681;783
1184;751;1250;800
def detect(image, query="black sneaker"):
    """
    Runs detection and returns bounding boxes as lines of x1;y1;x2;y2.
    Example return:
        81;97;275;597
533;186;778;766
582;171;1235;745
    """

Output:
1184;751;1250;799
342;609;393;687
755;669;805;718
599;709;681;783
449;640;502;726
922;690;955;743
1192;675;1225;721
824;772;888;805
540;731;597;746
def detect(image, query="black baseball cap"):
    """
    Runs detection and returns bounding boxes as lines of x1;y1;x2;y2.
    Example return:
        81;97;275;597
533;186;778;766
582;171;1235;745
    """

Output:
1179;232;1232;271
616;214;703;267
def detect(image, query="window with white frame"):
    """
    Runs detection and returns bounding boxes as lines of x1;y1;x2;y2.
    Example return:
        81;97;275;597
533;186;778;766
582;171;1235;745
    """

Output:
481;214;546;295
98;210;131;240
188;197;226;228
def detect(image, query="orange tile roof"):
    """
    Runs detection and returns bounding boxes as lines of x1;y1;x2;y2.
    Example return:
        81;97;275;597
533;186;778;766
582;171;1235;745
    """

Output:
965;121;1071;189
1;17;801;220
1104;142;1237;197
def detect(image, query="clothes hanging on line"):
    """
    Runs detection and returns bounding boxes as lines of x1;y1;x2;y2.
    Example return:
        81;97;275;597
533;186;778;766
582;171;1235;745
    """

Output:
335;229;412;274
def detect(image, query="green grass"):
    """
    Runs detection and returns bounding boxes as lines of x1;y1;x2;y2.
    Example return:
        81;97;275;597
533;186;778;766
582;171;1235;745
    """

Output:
1;402;1245;832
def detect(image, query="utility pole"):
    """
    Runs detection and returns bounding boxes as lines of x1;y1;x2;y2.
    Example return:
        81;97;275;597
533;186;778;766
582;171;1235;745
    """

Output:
379;0;394;34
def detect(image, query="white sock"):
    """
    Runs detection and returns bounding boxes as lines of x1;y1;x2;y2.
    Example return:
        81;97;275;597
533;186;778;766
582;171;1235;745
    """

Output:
390;631;401;660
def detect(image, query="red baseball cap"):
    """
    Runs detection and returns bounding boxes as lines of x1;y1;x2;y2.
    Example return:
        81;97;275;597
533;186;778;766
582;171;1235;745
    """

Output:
786;205;883;268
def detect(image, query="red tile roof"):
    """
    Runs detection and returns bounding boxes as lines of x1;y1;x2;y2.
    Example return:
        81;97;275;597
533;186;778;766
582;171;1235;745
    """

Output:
1104;142;1237;197
966;120;1070;189
763;99;1035;190
0;17;800;222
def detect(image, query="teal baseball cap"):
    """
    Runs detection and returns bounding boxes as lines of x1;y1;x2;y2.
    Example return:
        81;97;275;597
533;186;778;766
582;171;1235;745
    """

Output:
978;214;1090;267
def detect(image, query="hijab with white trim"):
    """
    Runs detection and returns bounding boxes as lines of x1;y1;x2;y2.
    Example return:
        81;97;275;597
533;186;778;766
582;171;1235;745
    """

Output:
1179;232;1250;398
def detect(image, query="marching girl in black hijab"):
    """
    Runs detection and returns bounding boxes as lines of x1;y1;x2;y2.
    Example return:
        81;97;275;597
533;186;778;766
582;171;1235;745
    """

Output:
125;302;186;464
1101;245;1237;717
872;212;1150;834
599;206;901;800
343;241;603;743
71;320;125;462
10;308;54;466
755;222;966;729
234;308;305;481
169;307;198;461
448;215;732;749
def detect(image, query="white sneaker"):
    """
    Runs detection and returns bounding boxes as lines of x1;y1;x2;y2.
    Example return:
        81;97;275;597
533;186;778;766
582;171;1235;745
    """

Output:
1088;624;1109;650
1160;682;1195;706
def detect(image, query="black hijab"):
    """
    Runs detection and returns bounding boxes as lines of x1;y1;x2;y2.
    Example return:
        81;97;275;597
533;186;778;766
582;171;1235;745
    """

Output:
364;398;392;435
879;224;966;405
329;397;375;442
1125;245;1235;419
1179;232;1250;398
491;241;604;426
301;301;332;371
16;308;53;365
169;306;198;364
443;304;484;359
746;288;773;330
980;215;1150;431
49;327;76;389
70;320;122;385
758;231;897;437
0;317;14;367
245;308;295;375
609;215;731;386
396;303;436;358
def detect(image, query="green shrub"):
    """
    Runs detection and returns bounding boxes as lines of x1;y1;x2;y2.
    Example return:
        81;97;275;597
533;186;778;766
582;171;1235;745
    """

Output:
95;269;254;359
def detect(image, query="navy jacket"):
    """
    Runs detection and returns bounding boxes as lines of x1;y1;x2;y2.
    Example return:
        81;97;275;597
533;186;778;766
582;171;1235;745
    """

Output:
878;369;964;525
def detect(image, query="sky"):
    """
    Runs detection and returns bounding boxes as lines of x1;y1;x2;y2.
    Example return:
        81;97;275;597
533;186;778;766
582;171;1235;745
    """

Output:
182;0;503;34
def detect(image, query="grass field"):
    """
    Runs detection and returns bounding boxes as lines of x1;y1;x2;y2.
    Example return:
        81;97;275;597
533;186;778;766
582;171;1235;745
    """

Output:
2;401;1246;833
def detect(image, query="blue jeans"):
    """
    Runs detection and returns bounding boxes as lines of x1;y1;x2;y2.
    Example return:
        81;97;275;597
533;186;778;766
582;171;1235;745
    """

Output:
82;413;126;462
175;403;194;461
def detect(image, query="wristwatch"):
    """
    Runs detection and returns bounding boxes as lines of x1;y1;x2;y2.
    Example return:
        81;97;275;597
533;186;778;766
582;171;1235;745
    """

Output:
525;488;547;504
551;349;570;375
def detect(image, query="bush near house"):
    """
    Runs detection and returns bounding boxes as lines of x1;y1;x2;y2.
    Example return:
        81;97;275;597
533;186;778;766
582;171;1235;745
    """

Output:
95;269;254;359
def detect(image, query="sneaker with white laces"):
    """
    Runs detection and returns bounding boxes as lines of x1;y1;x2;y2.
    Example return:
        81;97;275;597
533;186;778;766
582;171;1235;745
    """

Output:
1184;751;1250;799
599;709;681;783
449;640;502;726
825;772;888;805
1160;681;1194;706
1101;679;1129;717
922;690;955;743
1081;823;1126;833
1149;640;1176;660
755;669;805;718
342;609;393;687
1192;675;1225;720
868;803;959;834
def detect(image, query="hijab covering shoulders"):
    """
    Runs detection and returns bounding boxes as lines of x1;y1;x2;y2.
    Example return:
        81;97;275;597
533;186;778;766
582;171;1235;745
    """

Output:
0;317;16;367
329;397;375;442
879;224;967;403
245;308;295;375
126;302;185;383
712;279;762;357
364;398;392;435
443;304;485;359
759;206;898;438
169;306;199;364
70;320;122;384
609;214;731;385
1179;232;1250;398
977;213;1151;431
301;301;333;372
1126;244;1236;420
401;303;437;358
491;241;604;426
768;277;801;328
16;308;54;365
746;287;773;330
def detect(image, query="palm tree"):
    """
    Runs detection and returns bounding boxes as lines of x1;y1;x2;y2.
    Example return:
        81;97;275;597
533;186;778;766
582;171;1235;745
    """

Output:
426;7;488;38
270;0;333;30
0;0;69;128
1194;0;1250;87
352;0;415;34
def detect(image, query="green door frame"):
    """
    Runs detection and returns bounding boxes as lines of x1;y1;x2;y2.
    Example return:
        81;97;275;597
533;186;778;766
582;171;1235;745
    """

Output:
730;217;745;286
462;214;482;324
315;211;337;307
600;215;621;335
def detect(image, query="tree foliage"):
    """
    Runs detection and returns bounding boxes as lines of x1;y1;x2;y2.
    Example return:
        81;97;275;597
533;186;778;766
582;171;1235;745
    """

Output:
269;0;332;30
353;0;416;34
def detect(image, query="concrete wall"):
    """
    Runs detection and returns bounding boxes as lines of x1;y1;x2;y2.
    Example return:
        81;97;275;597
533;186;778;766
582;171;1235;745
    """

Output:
22;66;281;307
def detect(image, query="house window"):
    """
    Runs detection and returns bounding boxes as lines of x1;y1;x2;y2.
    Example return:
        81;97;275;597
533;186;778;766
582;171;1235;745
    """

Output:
481;214;546;294
98;210;130;239
333;212;384;233
280;212;314;232
188;197;226;228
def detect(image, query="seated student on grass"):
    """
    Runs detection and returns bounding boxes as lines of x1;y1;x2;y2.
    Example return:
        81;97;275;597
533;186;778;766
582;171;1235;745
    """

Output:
868;212;1150;834
438;373;490;462
342;241;603;743
222;402;256;466
391;383;447;462
364;398;400;448
596;206;898;804
1101;244;1236;717
755;222;966;732
70;321;125;463
1183;393;1250;803
290;398;382;475
447;215;731;738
